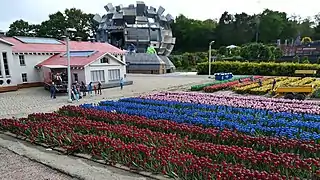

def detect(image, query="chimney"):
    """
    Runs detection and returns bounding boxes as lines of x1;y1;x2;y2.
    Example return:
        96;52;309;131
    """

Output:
75;37;82;42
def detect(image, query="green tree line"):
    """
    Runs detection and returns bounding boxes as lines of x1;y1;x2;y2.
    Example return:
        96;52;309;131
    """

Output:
4;8;320;52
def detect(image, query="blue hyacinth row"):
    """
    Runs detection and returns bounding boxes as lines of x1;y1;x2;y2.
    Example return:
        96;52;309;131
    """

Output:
80;98;320;141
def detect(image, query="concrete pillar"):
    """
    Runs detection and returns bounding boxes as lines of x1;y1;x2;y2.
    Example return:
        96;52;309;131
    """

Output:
0;52;6;78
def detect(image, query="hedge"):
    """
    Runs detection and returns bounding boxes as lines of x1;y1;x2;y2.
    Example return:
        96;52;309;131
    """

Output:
190;76;248;91
196;61;320;76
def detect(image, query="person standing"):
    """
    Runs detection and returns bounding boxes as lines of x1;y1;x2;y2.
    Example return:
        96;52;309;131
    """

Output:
272;79;277;90
88;82;93;97
258;79;262;87
50;82;57;99
120;77;124;90
81;81;86;97
97;81;102;95
94;84;97;95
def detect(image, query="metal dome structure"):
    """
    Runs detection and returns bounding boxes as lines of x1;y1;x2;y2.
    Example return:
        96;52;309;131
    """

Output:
93;1;176;56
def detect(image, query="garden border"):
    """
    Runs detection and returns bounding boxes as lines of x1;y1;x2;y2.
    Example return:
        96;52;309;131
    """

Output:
0;131;171;180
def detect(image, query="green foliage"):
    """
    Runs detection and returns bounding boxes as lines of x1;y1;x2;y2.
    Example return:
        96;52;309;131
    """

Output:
6;8;96;40
302;56;310;63
197;61;320;76
6;9;320;53
293;55;300;63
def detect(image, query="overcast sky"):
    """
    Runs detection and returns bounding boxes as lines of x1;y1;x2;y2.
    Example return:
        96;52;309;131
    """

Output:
0;0;319;31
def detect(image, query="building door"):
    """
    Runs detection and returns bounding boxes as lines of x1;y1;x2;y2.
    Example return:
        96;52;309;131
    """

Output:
73;73;78;82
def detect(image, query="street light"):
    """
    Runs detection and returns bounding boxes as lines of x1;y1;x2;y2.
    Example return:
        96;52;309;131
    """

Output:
208;40;215;78
65;28;77;103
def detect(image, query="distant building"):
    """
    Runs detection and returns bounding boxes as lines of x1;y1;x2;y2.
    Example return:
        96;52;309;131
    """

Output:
279;39;320;62
93;1;176;74
0;36;127;93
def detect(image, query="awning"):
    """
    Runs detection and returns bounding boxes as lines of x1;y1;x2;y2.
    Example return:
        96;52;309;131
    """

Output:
42;65;68;69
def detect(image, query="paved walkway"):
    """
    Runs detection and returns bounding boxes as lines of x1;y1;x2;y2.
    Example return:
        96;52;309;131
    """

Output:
0;74;209;118
0;146;75;180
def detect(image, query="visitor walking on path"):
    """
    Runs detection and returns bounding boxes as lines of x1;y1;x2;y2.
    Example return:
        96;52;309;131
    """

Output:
97;81;102;95
88;82;93;97
50;82;57;99
120;77;124;90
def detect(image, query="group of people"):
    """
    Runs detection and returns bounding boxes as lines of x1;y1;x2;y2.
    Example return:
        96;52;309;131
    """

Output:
70;81;103;101
50;77;125;100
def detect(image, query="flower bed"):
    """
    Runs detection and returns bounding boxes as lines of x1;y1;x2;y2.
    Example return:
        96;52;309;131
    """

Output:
91;98;320;141
1;91;320;179
203;76;263;93
233;77;285;94
249;77;299;95
142;91;320;114
1;107;319;179
190;76;249;91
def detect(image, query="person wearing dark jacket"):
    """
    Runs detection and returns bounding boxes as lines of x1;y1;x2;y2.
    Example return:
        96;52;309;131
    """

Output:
272;79;277;90
50;82;57;99
81;81;86;96
97;81;102;95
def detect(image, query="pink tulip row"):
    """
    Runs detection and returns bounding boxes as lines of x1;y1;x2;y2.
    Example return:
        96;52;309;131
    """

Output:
141;91;320;114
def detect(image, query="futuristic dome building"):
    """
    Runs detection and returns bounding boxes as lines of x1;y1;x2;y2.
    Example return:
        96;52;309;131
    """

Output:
93;2;176;73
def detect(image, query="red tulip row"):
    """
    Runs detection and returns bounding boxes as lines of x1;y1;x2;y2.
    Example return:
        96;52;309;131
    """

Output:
203;77;262;93
26;113;320;178
58;106;320;158
0;116;293;179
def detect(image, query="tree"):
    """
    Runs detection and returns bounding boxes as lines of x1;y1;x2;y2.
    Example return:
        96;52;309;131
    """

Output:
258;9;288;43
6;20;36;37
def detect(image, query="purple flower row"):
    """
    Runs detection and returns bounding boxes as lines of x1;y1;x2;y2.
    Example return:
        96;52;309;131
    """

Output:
141;91;320;114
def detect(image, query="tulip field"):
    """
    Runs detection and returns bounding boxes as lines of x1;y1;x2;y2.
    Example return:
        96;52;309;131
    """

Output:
1;91;319;179
196;76;320;97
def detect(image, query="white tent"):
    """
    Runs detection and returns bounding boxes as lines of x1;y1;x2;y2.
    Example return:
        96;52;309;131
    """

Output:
226;45;238;49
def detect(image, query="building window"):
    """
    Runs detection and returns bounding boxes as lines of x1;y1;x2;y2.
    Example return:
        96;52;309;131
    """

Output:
91;70;105;82
100;57;109;63
21;73;28;82
19;55;26;66
73;73;78;82
2;52;10;76
108;69;120;81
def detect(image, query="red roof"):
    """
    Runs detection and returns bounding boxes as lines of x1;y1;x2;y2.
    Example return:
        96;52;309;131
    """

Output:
0;36;125;54
0;36;125;67
37;51;109;67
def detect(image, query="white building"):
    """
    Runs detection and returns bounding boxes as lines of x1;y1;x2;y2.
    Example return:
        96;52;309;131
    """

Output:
0;36;127;93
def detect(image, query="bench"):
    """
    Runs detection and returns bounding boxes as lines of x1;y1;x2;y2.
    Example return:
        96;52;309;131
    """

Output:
294;70;317;75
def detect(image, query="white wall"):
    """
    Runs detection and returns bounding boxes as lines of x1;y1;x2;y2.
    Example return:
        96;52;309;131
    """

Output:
0;42;16;87
11;54;52;84
71;69;86;83
84;54;126;85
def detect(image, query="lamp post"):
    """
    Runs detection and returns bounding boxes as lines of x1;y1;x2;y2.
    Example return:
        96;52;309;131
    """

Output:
208;40;215;78
65;28;77;103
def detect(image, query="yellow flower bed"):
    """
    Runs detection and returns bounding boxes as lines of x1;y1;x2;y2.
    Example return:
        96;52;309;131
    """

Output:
249;77;297;95
233;78;273;94
234;77;286;94
308;79;320;88
288;77;315;87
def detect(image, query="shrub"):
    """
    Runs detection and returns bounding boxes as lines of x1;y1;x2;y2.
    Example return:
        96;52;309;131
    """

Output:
197;61;320;76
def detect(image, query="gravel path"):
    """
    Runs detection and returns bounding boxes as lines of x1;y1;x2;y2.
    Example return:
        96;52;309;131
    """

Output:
0;147;75;180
